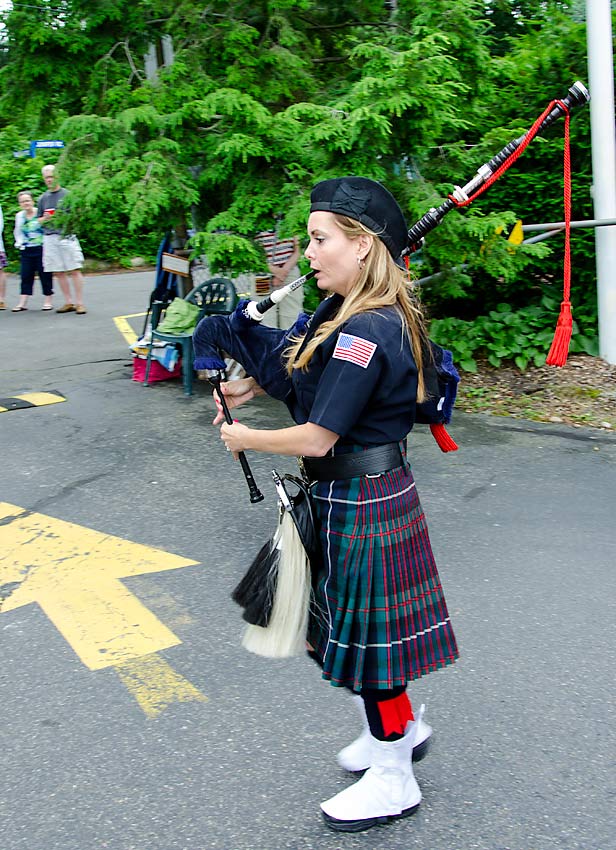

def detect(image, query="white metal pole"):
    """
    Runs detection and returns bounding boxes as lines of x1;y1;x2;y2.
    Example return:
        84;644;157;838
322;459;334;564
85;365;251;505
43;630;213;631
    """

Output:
586;0;616;364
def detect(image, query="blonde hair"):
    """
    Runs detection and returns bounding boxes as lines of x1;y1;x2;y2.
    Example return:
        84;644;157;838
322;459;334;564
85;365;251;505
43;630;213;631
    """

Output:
284;215;429;402
41;165;55;177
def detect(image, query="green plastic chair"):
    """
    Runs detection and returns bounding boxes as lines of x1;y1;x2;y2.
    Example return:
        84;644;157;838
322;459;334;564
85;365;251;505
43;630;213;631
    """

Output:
143;277;238;396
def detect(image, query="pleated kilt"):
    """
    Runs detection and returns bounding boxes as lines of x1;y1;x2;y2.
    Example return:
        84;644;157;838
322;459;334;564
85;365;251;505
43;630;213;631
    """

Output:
306;456;459;693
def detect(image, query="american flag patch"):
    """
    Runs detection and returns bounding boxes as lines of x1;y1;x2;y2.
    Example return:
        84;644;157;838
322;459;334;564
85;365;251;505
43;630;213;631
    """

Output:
332;332;377;368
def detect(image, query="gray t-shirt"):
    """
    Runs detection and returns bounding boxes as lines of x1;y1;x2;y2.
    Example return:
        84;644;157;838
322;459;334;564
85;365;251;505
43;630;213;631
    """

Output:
37;187;69;235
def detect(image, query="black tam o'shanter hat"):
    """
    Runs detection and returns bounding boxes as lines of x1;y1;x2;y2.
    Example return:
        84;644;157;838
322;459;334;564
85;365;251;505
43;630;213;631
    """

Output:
310;176;409;262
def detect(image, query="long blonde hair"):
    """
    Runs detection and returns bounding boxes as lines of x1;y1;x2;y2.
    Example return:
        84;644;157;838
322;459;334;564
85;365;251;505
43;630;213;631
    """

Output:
284;215;429;402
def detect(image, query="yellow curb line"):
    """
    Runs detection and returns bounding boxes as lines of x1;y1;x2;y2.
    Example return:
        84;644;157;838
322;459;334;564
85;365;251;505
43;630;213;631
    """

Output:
114;312;147;346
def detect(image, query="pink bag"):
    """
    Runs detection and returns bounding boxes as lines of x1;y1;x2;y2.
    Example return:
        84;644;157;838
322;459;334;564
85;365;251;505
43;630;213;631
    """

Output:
132;356;181;383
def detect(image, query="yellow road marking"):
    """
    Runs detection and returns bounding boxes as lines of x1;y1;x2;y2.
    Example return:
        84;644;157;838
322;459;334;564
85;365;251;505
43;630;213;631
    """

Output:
0;502;201;674
114;311;146;346
13;391;65;406
114;654;207;718
0;391;66;412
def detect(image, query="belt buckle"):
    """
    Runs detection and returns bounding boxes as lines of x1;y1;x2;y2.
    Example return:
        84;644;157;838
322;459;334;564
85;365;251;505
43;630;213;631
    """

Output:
297;456;316;486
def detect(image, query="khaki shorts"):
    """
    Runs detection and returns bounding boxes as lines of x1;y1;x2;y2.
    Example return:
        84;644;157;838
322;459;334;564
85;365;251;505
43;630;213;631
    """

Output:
43;234;84;272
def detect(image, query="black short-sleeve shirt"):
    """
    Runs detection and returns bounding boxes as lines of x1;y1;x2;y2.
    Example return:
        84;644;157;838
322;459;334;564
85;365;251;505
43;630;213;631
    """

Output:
287;295;418;446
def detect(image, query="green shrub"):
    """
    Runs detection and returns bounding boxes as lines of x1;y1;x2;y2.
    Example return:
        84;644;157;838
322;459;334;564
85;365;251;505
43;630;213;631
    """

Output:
430;295;599;372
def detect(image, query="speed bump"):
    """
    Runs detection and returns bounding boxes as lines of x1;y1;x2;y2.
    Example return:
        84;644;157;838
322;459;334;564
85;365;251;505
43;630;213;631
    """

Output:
0;391;66;412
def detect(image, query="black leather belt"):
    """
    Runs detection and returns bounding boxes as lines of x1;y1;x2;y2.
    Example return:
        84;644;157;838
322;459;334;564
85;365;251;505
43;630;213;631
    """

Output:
299;442;404;482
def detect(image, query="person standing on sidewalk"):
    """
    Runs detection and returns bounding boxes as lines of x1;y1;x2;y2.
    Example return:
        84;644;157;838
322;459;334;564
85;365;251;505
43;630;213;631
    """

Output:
37;164;87;314
12;191;54;312
0;203;7;310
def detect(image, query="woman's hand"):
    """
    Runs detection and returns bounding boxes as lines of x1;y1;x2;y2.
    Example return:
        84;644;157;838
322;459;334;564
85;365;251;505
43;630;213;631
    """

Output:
212;378;258;425
220;421;252;457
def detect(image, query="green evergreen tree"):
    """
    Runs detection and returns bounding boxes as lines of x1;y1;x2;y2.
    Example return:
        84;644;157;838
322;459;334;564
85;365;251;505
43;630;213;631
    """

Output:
0;0;597;356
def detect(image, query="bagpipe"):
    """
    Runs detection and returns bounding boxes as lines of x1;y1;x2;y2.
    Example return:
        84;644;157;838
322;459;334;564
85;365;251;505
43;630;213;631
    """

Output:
194;81;589;657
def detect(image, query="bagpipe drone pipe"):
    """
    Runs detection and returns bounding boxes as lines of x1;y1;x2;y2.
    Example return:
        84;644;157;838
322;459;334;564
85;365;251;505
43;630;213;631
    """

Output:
404;80;590;369
195;81;590;657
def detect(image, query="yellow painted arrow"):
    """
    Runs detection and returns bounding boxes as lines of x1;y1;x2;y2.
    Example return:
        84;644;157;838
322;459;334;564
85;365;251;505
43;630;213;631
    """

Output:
0;502;207;716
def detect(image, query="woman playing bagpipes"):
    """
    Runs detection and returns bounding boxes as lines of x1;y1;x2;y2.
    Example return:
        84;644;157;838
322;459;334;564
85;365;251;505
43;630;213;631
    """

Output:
202;176;459;832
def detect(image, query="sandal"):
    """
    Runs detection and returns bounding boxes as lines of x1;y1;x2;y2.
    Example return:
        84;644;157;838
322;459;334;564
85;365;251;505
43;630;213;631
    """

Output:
41;305;53;311
11;306;28;312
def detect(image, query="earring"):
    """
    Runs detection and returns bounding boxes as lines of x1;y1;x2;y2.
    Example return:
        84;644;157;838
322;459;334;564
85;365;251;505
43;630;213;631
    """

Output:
356;255;365;269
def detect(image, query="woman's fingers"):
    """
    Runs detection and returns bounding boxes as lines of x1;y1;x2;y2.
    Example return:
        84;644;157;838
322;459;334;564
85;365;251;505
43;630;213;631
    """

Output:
212;379;256;426
211;391;225;425
220;421;249;454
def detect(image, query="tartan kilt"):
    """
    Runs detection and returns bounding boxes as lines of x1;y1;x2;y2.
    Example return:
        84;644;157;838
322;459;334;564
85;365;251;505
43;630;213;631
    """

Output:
307;459;458;693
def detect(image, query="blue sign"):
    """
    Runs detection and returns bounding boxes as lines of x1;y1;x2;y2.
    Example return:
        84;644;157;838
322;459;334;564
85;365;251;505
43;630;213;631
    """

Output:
28;140;65;157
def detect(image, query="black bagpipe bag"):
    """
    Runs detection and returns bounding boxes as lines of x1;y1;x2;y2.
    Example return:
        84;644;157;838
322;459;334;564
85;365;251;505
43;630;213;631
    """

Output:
192;305;321;627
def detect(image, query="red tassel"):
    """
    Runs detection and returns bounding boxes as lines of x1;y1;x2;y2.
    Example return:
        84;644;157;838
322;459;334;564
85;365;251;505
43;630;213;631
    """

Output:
545;301;573;367
430;423;459;452
546;107;573;368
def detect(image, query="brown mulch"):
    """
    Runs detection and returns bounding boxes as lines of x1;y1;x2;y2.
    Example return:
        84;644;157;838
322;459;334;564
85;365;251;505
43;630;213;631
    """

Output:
457;355;616;431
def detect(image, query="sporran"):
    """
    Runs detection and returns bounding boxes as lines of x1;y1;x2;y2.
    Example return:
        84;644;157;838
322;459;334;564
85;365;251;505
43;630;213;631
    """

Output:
231;471;320;658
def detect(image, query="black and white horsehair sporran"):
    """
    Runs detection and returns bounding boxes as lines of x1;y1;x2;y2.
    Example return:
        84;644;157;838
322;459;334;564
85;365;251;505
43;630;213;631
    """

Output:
232;471;319;658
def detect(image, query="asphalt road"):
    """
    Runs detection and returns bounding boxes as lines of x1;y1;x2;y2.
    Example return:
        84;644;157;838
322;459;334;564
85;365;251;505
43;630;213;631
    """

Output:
1;271;614;850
